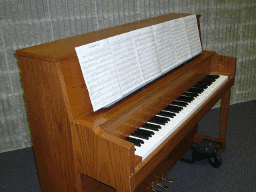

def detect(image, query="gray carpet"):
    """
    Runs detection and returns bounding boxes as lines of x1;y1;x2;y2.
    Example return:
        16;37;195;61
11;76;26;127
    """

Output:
0;100;256;192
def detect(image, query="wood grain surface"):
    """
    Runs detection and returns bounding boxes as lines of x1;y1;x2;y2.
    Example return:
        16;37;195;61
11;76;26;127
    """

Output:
18;56;82;192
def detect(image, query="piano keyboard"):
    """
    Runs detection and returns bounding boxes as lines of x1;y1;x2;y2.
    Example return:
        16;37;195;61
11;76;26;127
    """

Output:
125;75;228;160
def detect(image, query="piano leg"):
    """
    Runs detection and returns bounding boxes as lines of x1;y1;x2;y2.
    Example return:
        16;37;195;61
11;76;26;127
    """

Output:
193;88;232;151
219;89;231;151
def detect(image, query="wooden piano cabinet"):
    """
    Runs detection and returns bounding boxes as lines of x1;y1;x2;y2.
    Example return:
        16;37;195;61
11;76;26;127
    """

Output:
16;12;236;192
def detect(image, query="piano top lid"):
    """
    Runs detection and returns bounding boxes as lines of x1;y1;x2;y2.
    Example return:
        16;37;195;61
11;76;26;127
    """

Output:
15;13;193;62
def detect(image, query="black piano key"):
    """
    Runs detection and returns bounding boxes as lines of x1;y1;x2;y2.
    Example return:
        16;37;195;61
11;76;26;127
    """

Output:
206;75;219;79
203;77;215;80
167;105;183;110
183;92;199;97
203;75;218;79
133;131;152;138
136;129;155;136
196;81;212;86
131;132;149;140
128;141;141;147
148;118;166;125
187;87;204;94
193;84;208;89
152;116;170;122
213;75;220;79
181;93;196;99
171;100;188;107
125;137;142;147
158;111;176;118
163;107;180;113
125;137;144;144
142;123;161;131
200;79;214;84
198;79;215;85
197;78;212;83
176;96;194;102
165;105;182;112
201;77;216;82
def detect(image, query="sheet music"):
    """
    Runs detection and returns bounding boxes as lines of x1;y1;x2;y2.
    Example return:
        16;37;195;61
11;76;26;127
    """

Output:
152;21;177;73
108;32;144;95
75;15;203;111
75;39;122;111
170;18;192;63
132;26;162;82
183;15;202;57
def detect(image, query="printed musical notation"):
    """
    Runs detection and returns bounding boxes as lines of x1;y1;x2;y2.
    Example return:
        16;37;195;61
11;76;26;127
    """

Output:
75;14;202;111
132;26;162;82
75;39;122;111
152;21;177;72
170;18;192;63
108;32;144;94
183;15;202;57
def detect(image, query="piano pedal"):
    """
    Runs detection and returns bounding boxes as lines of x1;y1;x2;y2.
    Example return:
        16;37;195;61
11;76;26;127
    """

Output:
156;180;169;190
162;174;174;183
151;182;161;192
181;139;223;168
151;187;161;192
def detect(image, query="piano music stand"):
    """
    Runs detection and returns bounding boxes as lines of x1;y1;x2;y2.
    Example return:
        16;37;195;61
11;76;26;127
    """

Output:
181;139;223;168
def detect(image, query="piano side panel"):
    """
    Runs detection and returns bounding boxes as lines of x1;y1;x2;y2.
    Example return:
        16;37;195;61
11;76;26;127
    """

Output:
18;56;82;192
73;124;136;192
60;57;93;120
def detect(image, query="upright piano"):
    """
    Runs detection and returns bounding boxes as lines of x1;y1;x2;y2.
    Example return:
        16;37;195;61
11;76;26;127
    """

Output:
16;13;236;192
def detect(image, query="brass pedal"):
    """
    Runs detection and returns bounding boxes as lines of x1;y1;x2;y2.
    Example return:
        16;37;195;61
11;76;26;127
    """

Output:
151;182;160;192
151;187;161;192
162;174;174;183
157;180;169;190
